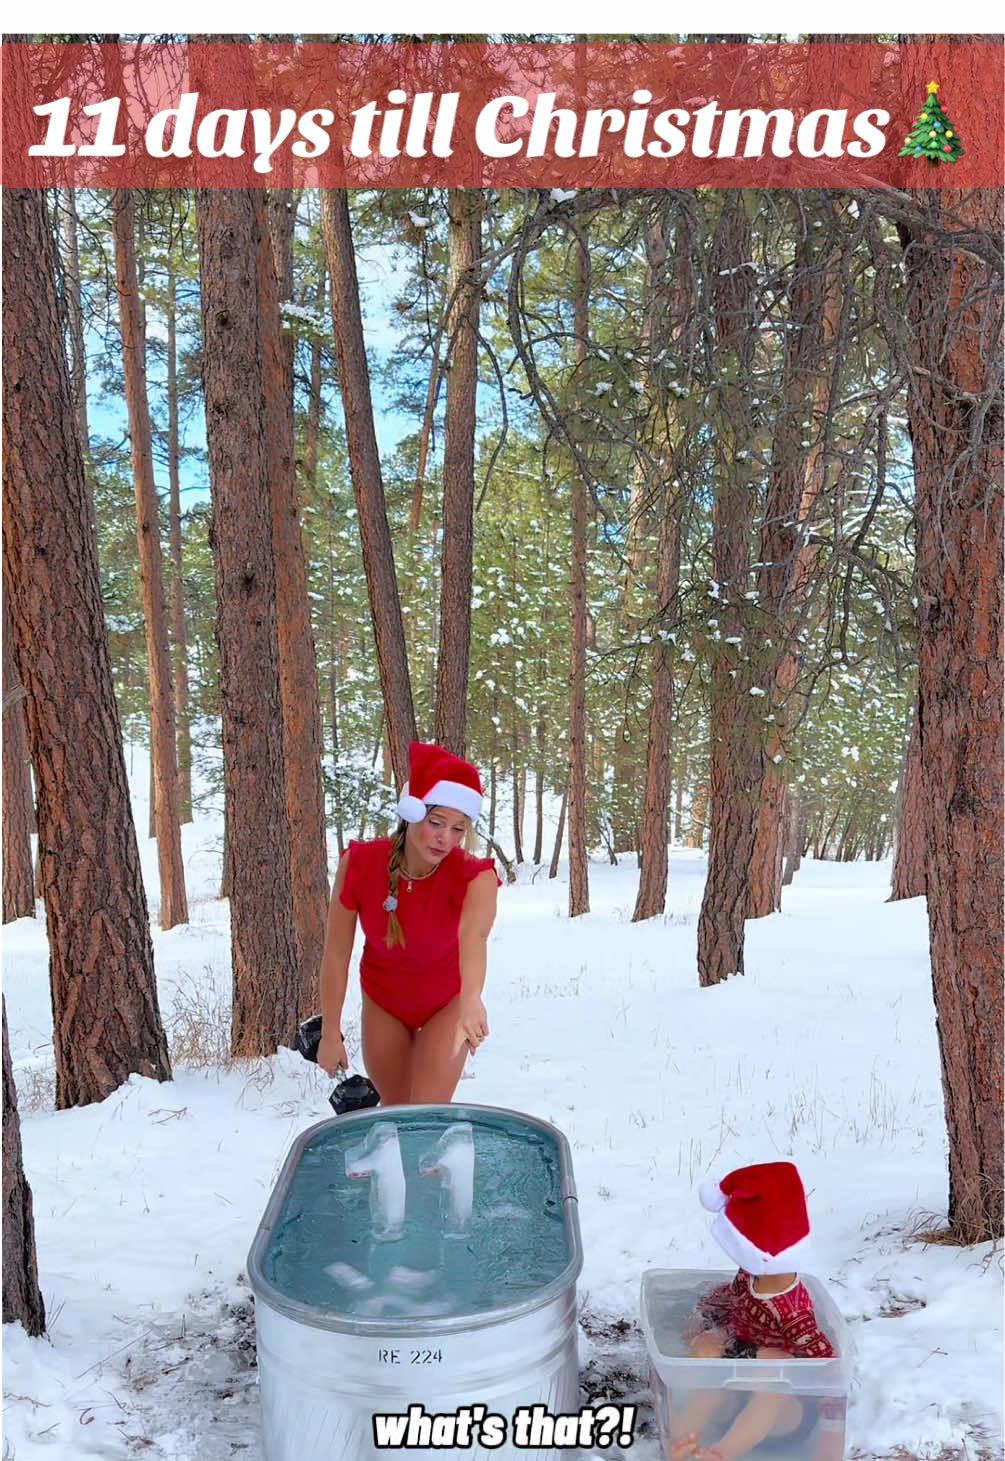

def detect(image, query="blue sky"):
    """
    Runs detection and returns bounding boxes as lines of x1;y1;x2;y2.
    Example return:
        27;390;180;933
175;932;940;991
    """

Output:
87;232;415;507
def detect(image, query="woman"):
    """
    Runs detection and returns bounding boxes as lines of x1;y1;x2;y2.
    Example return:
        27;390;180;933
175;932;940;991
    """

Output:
316;741;500;1104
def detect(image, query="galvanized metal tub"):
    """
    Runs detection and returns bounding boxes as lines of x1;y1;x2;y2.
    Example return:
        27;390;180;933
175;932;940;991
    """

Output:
247;1104;583;1461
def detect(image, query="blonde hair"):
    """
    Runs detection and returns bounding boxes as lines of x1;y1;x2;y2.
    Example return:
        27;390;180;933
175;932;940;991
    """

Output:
384;809;477;948
385;822;408;949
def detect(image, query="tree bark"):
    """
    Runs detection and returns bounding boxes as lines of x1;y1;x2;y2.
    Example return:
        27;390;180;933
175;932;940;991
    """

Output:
321;189;416;785
890;704;926;900
901;185;1003;1242
302;274;325;499
2;593;35;921
550;778;569;881
195;185;300;1056
512;760;524;865
568;234;590;917
165;267;193;823
633;489;681;920
2;1000;45;1336
111;189;188;929
697;197;763;985
435;189;482;754
264;188;330;1020
59;189;89;460
749;201;841;918
633;203;685;922
781;787;806;887
688;780;708;849
3;182;172;1106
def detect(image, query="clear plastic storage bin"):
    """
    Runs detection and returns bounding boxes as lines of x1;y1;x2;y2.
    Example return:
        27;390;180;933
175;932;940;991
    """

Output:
640;1269;851;1461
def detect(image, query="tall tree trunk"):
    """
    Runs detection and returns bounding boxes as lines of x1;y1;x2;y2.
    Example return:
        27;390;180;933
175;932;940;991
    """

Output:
633;203;685;922
890;704;926;900
3;182;172;1106
697;197;762;985
633;490;681;920
435;189;482;754
264;189;330;1019
2;1000;45;1336
165;268;193;823
550;778;569;880
411;301;445;532
2;593;35;921
111;189;188;929
321;189;416;784
749;202;841;918
533;723;545;865
195;185;300;1056
901;185;1003;1242
59;189;89;459
781;787;806;887
568;234;590;917
302;275;325;498
689;780;708;849
512;760;524;864
326;508;346;859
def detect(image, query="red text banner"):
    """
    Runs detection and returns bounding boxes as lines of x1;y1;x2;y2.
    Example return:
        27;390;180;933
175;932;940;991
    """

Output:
1;39;1002;189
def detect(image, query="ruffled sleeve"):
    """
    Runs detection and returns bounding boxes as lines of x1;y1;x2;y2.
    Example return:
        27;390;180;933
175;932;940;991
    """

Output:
337;839;365;912
459;852;502;888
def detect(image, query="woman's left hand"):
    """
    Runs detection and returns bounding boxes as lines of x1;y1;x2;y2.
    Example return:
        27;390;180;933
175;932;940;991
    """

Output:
453;996;489;1057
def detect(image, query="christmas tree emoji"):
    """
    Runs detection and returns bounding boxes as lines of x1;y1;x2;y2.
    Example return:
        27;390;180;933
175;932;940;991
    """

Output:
899;81;964;164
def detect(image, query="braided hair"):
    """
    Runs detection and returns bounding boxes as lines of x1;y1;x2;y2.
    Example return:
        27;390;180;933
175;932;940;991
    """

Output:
385;821;408;948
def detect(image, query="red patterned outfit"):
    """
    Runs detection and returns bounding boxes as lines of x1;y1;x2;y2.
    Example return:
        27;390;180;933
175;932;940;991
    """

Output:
698;1270;836;1357
339;837;499;1030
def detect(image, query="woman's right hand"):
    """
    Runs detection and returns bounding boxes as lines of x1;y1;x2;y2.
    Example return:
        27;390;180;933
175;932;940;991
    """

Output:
317;1029;348;1077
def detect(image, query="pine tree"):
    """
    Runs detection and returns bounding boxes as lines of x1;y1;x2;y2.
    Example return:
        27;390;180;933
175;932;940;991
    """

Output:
898;81;964;165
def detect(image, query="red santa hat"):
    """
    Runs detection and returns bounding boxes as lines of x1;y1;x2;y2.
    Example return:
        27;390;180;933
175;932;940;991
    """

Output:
698;1161;813;1276
395;741;484;824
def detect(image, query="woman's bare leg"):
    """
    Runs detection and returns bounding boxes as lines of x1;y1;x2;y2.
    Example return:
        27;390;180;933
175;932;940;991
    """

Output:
410;996;468;1103
360;994;414;1105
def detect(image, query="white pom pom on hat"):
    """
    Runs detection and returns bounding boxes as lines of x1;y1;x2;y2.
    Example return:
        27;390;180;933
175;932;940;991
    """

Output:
396;793;429;823
699;1177;728;1212
395;742;484;824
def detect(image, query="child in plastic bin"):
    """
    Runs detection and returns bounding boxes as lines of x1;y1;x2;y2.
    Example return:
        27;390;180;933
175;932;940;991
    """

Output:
669;1162;845;1461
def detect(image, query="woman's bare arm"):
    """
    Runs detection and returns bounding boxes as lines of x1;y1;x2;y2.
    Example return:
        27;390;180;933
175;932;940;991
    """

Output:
317;851;358;1074
453;869;498;1055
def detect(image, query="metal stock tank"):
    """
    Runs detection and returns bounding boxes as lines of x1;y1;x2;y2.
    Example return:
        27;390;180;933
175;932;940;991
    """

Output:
247;1104;583;1461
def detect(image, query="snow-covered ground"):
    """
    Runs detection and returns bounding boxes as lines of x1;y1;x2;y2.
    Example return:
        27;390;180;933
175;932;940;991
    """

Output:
2;767;1002;1460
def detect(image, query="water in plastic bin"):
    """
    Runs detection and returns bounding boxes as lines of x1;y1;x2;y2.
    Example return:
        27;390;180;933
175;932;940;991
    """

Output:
261;1111;570;1322
642;1270;849;1461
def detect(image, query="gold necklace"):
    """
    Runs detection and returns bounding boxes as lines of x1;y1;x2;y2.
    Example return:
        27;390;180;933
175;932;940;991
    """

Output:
402;863;437;893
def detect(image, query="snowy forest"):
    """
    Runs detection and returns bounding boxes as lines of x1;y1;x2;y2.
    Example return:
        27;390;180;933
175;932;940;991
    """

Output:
2;32;1003;1461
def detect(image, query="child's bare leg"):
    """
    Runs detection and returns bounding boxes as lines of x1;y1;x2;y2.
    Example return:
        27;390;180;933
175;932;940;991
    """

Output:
704;1348;804;1461
667;1330;733;1459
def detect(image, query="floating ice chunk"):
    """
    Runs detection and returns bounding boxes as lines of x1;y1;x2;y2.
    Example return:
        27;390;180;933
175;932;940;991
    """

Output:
420;1122;475;1235
324;1261;373;1292
345;1122;406;1241
386;1265;439;1294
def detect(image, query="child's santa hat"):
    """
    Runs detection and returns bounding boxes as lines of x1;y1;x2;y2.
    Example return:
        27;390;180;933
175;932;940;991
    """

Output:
699;1162;813;1275
395;741;484;824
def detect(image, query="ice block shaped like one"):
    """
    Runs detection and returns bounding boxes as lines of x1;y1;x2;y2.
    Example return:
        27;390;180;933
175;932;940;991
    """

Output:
345;1121;406;1240
420;1121;475;1234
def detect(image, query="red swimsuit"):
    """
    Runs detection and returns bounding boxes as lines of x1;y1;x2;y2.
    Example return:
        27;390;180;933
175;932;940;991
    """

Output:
338;838;499;1030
